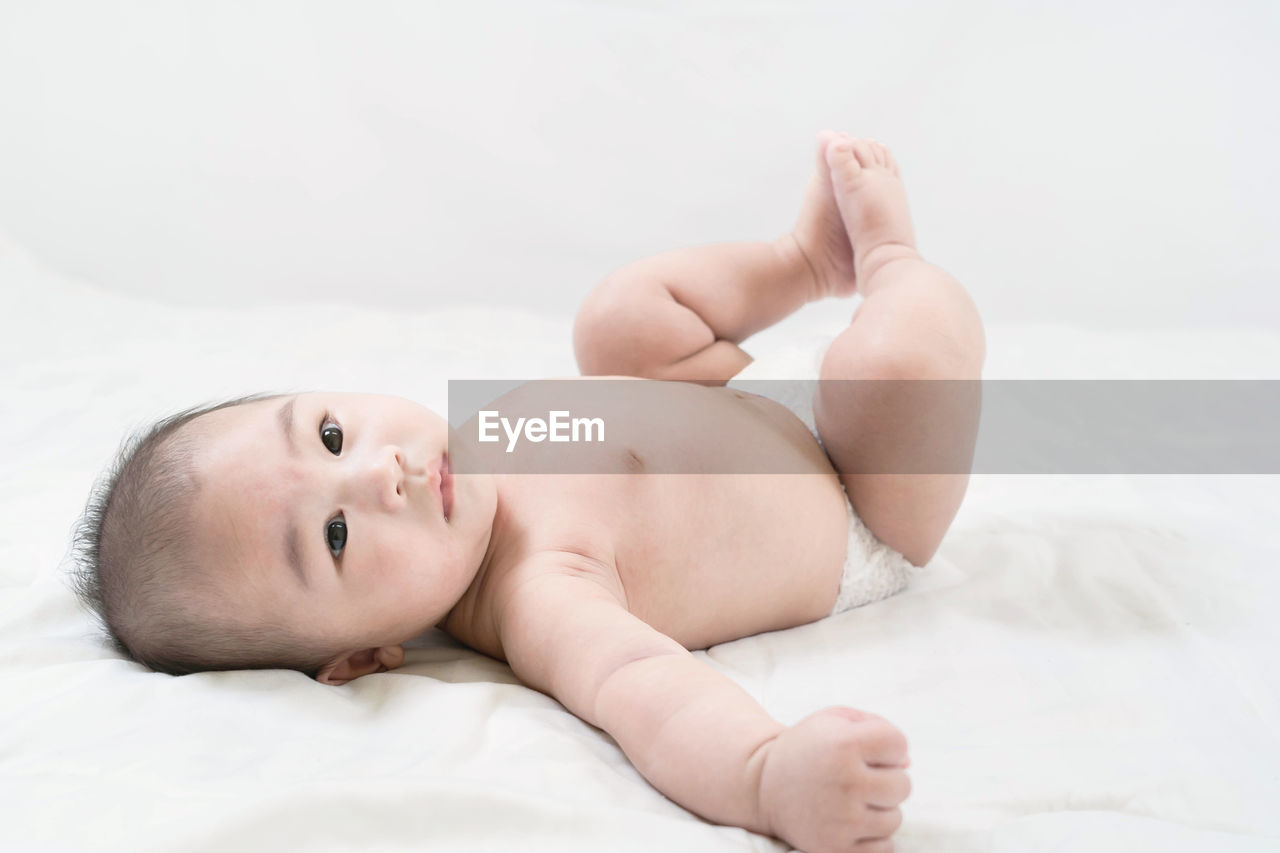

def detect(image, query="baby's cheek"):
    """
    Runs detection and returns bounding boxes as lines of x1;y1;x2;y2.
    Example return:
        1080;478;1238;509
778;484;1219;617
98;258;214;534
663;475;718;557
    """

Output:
372;526;435;583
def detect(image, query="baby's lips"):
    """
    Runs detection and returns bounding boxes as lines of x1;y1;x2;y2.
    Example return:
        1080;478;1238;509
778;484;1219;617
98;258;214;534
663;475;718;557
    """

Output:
438;451;454;520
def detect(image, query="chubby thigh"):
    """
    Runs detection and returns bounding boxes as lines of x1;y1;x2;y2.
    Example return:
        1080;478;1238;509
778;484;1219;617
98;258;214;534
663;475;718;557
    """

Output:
814;337;983;568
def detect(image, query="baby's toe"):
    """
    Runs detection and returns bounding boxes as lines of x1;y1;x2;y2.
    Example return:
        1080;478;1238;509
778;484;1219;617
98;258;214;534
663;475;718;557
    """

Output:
850;138;879;169
816;129;839;171
881;144;900;176
868;140;889;168
825;135;862;179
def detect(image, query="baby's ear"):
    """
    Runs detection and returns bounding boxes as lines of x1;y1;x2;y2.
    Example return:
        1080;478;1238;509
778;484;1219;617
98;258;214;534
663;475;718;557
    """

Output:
315;644;405;685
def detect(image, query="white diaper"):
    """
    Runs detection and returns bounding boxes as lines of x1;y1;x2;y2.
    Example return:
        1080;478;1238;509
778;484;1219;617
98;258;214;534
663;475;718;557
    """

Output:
726;337;921;616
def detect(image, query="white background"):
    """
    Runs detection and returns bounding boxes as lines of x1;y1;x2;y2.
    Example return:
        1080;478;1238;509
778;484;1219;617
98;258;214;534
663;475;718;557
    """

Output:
1;0;1277;330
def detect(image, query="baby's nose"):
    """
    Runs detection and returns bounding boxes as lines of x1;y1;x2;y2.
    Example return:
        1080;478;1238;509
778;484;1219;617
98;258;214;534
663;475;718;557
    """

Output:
363;446;406;509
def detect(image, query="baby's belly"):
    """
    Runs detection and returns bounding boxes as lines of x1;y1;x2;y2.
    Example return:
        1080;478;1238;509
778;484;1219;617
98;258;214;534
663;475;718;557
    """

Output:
615;471;849;649
611;393;852;649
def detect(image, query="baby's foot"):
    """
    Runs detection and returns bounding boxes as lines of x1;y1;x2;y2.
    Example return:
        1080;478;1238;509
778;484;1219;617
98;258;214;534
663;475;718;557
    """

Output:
824;133;918;287
791;130;857;300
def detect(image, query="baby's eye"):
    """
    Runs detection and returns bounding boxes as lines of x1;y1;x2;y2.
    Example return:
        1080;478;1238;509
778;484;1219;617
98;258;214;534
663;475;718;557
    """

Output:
320;416;343;455
326;515;347;558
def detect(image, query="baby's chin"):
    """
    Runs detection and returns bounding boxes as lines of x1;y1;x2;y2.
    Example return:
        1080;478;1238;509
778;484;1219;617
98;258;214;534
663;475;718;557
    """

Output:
454;470;498;538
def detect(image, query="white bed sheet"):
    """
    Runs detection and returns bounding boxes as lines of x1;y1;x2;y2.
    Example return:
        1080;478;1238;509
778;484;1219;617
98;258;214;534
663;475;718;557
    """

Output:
3;229;1279;852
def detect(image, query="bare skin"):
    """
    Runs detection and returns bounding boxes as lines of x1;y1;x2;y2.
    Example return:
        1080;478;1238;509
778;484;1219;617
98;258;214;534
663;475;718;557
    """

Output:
187;132;983;852
568;132;983;852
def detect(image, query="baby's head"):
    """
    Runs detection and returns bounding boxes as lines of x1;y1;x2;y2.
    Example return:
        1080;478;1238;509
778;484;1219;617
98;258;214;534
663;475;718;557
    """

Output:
69;391;496;684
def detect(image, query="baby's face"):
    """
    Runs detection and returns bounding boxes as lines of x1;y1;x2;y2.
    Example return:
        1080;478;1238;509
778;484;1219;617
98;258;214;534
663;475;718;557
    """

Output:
185;392;496;663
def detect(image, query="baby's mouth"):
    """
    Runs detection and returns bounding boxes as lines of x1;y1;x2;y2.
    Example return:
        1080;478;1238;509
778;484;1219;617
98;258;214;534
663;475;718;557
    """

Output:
440;452;453;522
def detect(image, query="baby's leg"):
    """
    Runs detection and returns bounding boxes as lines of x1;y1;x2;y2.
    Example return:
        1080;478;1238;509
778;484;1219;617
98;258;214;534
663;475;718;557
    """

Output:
574;132;856;384
814;135;985;568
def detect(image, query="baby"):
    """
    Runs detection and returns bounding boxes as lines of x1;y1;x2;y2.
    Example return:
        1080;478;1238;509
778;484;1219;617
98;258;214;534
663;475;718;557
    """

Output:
71;132;984;853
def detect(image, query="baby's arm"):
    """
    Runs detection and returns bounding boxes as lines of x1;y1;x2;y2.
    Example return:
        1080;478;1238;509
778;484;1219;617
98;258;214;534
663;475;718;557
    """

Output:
573;236;819;385
497;559;911;850
499;563;781;833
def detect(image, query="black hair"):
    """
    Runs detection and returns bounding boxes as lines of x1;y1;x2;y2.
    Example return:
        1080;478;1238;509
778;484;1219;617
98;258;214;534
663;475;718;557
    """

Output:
66;391;343;679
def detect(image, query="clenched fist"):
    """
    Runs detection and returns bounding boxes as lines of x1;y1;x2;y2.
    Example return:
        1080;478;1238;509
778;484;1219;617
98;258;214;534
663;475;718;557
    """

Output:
756;706;912;853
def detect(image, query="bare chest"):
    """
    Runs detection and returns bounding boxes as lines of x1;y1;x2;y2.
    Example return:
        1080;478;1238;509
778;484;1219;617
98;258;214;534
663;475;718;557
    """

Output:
470;385;852;652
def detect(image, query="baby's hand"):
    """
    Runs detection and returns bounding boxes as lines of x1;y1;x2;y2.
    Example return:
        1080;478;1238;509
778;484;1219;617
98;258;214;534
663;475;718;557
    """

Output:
756;706;911;853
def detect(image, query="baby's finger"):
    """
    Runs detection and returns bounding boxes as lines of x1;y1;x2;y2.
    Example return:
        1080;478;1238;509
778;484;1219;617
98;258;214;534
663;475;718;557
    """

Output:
821;706;879;724
858;719;910;768
865;767;912;808
856;806;903;842
852;841;893;853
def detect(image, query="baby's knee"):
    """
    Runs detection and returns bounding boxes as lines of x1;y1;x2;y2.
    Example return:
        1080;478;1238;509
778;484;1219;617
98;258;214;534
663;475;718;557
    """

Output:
820;317;981;384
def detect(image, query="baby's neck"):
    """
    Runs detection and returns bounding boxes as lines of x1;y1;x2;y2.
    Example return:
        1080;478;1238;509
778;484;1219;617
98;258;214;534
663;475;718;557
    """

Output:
435;478;513;653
